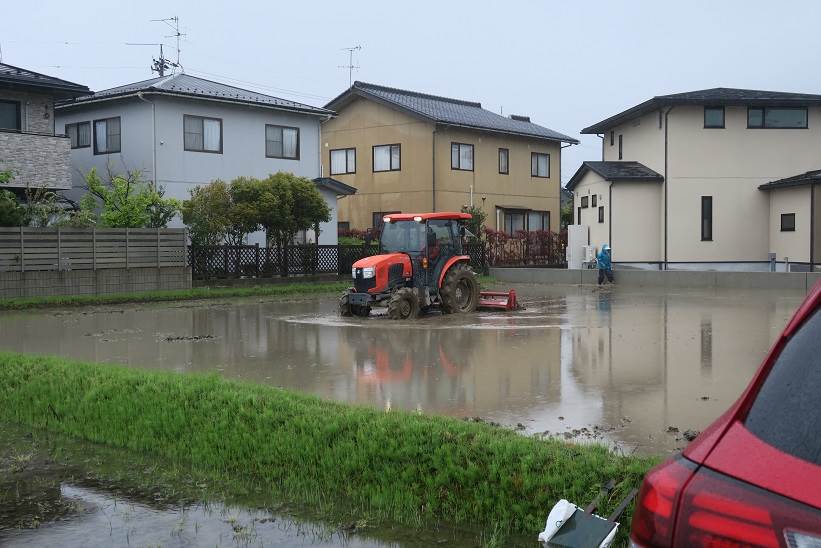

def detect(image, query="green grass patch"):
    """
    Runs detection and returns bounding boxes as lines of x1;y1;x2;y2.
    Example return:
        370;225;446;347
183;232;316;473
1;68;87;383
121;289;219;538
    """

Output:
0;281;350;311
0;352;654;537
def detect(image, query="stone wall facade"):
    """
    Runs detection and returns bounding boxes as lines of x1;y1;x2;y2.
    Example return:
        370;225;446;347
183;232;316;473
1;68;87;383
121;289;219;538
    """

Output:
0;266;192;299
0;131;72;189
2;90;55;134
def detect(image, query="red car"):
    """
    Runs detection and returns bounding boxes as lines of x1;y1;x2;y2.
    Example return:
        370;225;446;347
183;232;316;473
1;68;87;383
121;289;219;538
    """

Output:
631;282;821;547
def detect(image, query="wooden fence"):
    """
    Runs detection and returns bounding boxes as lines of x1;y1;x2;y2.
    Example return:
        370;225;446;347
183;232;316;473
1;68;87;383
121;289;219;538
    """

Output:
0;228;188;272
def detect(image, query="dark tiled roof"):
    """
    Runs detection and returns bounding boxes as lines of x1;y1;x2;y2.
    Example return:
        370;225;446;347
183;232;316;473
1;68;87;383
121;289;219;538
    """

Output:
313;177;357;196
0;62;90;96
325;81;579;144
582;87;821;134
759;170;821;191
566;161;663;191
58;72;332;115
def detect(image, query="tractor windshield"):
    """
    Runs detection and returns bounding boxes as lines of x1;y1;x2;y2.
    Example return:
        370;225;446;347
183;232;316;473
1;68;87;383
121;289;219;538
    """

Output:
380;220;425;254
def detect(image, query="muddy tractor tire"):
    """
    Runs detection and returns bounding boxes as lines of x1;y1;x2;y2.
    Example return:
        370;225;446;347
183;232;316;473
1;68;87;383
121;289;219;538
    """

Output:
339;293;353;317
340;293;371;317
387;287;420;320
440;262;480;314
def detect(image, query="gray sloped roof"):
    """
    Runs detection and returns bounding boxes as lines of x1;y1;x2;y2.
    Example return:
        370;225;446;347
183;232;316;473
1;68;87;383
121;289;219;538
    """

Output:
313;177;357;196
58;72;332;115
566;161;663;191
0;62;90;96
759;170;821;191
582;87;821;134
325;81;579;144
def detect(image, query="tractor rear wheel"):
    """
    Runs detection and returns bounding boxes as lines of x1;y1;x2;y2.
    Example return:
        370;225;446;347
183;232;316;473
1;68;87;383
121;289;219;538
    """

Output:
387;288;420;320
440;263;479;314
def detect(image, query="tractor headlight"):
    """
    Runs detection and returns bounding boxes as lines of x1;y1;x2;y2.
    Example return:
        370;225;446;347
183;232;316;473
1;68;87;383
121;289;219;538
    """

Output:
362;267;375;279
352;267;357;278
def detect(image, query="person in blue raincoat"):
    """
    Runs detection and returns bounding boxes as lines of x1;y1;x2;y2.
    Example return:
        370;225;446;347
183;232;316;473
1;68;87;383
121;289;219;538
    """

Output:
597;244;614;285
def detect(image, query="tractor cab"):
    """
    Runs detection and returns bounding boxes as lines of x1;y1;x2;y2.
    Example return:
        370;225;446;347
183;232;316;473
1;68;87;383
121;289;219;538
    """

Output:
340;212;479;319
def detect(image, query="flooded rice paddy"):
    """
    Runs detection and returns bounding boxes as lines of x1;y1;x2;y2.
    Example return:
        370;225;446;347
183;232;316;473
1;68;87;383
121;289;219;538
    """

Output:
0;283;805;455
0;283;806;546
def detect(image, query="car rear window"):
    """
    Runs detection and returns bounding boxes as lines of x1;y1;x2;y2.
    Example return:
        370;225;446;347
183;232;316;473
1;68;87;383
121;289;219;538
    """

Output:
745;309;821;465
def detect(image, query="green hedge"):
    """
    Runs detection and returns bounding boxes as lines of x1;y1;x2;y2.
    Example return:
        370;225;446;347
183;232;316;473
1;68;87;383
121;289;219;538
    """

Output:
0;352;654;535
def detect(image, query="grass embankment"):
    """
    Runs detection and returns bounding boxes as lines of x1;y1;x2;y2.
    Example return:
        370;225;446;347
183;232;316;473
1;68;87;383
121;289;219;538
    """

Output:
0;352;653;537
0;281;350;311
0;275;497;311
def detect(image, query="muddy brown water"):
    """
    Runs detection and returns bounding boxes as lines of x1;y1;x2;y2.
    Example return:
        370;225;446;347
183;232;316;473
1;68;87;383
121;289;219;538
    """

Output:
0;283;805;455
0;283;805;546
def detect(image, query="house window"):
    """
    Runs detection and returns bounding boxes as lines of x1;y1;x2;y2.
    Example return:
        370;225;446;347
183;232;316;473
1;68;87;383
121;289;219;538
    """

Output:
451;142;474;171
65;121;91;149
618;134;623;160
531;152;549;178
499;148;509;174
502;209;526;235
701;196;713;241
372;211;400;231
0;100;21;131
781;213;796;232
598;206;605;223
610;131;614;146
704;106;725;128
183;115;222;153
591;194;597;207
93;116;121;155
337;221;350;232
581;196;589;208
577;206;581;224
373;144;401;172
527;210;549;232
330;148;356;175
747;107;808;129
265;125;299;159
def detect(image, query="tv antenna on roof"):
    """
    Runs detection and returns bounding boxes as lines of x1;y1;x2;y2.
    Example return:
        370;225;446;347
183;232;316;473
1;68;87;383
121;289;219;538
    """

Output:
125;42;178;76
339;45;361;87
151;16;185;71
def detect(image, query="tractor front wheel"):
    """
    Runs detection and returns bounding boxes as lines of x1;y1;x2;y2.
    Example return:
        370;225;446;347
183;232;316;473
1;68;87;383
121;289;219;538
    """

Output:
440;263;479;314
387;288;420;320
340;293;371;317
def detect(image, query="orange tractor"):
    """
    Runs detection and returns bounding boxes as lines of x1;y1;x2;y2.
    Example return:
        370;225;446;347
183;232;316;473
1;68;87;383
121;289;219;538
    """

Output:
339;212;517;319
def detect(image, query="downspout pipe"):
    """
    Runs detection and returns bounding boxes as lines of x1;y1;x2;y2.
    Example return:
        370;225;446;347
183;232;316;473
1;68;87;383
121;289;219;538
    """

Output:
663;106;675;270
432;128;437;211
136;92;157;187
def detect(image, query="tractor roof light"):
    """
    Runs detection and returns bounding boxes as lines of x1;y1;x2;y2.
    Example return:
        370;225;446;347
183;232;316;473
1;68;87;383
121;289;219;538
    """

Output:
382;216;392;223
413;216;423;222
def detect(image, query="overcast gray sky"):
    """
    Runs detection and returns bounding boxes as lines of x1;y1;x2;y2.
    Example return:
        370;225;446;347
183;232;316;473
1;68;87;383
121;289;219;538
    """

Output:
4;0;820;183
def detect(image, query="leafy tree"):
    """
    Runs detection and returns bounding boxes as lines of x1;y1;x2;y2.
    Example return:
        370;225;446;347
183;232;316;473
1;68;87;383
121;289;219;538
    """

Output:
254;172;329;247
85;168;180;228
181;178;260;246
461;205;487;240
0;190;27;227
561;201;574;228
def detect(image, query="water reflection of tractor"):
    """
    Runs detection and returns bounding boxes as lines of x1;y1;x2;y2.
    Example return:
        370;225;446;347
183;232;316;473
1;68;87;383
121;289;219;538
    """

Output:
339;212;517;320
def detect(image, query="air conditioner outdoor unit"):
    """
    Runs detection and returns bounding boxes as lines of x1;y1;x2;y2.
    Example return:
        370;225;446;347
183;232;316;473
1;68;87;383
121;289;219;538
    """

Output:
583;245;597;265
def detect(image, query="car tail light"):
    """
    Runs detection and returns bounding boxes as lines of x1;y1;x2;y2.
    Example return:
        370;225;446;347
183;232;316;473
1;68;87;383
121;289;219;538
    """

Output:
631;456;697;547
674;467;821;548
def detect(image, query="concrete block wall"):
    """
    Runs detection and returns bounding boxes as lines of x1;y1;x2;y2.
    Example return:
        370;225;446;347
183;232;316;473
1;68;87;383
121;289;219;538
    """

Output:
0;267;191;299
0;132;72;190
491;267;821;293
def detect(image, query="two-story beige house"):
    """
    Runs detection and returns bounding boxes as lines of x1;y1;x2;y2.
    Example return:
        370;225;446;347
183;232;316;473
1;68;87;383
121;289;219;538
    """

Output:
0;63;90;194
568;88;821;271
322;82;578;233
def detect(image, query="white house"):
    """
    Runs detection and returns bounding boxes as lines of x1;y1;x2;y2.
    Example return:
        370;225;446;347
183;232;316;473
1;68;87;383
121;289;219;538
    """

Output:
569;88;821;271
55;72;355;245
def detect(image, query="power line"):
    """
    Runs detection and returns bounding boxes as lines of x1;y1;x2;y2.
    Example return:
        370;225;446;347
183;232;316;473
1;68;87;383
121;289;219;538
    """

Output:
184;67;331;102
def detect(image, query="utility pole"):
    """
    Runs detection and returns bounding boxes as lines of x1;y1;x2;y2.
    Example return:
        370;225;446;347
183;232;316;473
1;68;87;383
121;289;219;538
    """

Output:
126;16;184;77
339;45;361;87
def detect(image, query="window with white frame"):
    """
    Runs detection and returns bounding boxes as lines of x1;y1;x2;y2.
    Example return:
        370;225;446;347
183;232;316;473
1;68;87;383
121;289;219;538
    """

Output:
531;152;549;178
66;121;91;149
93;117;121;154
184;115;222;153
373;144;400;172
265;125;299;159
451;142;474;171
330;148;356;175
